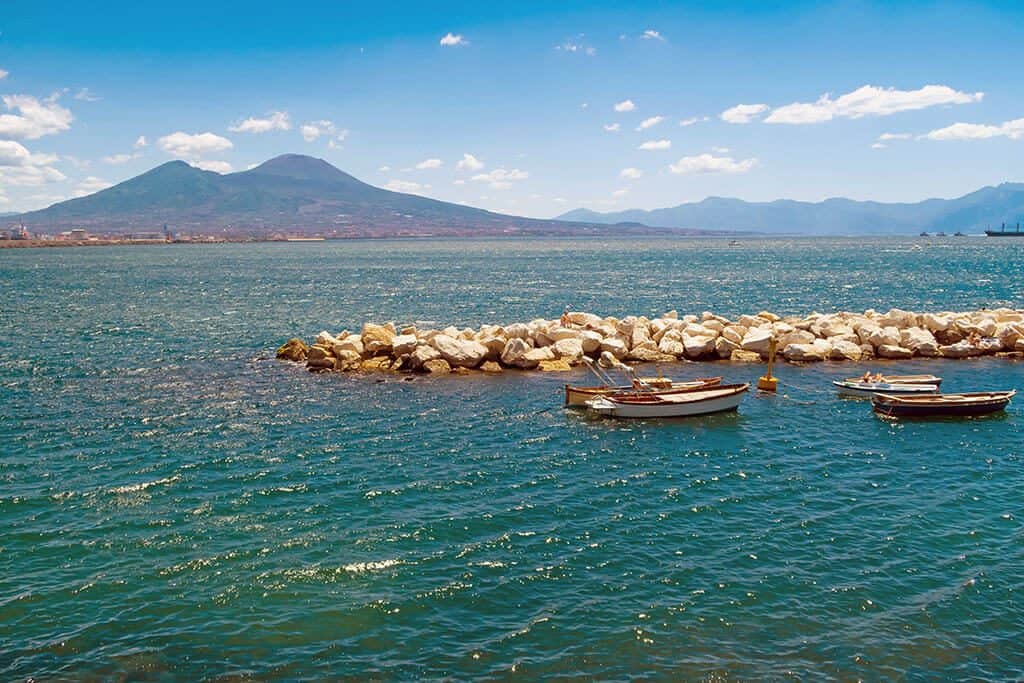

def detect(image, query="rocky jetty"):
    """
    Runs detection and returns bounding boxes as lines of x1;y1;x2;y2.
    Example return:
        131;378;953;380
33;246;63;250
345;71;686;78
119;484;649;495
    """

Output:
277;308;1024;375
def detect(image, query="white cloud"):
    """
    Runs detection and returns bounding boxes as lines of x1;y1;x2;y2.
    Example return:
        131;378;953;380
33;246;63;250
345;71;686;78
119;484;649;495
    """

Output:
378;165;390;172
603;123;620;132
923;117;1024;141
0;94;73;139
193;160;233;173
711;146;730;153
556;37;596;56
415;158;443;170
619;167;643;179
637;115;664;131
0;140;58;167
386;179;428;193
669;153;757;175
765;85;983;124
440;33;467;47
0;141;64;186
878;132;912;141
300;119;346;143
614;99;636;112
638;139;671;151
229;110;291;133
102;153;134;164
0;69;8;80
675;116;708;126
134;135;147;149
642;29;664;41
871;142;887;149
73;176;112;197
158;131;233;159
720;103;768;124
456;153;484;171
74;88;101;102
471;168;528;189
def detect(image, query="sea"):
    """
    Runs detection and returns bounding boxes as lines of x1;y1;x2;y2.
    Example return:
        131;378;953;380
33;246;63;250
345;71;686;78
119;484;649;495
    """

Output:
2;237;1023;680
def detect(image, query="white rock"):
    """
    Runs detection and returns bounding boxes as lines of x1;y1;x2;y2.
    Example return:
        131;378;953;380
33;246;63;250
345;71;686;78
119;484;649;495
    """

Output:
409;344;441;370
391;334;419;356
740;327;773;355
921;312;950;332
779;330;815;348
553;338;584;364
829;339;863;361
721;325;746;344
658;338;685;357
549;327;580;342
316;331;340;347
431;334;488;368
940;341;979;358
783;339;831;362
877;344;914;359
600;337;628;359
500;338;535;368
715;336;739;359
900;327;938;356
504;323;531;340
867;326;901;348
580;330;603;353
683;335;716;359
333;334;364;357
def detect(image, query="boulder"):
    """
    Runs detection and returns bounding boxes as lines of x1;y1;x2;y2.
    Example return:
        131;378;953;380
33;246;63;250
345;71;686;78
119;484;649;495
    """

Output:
333;335;364;357
361;323;396;356
307;344;333;361
940;341;979;359
921;313;950;333
859;344;876;360
783;340;831;362
500;338;535;368
1017;338;1024;352
523;346;557;366
730;349;762;362
505;323;531;340
683;335;716;359
877;308;918;329
391;334;419;357
600;337;628;359
779;330;815;348
553;338;585;364
409;344;441;370
658;338;685;357
276;338;309;361
538;359;573;372
900;327;938;356
829;339;863;361
315;331;340;347
422;359;452;374
579;330;604;353
480;361;503;373
867;326;901;349
549;327;580;342
360;357;394;372
598;350;620;368
476;336;507;360
877;344;914;359
629;345;674;362
333;349;363;370
758;311;781;322
431;334;488;368
715;336;739;358
740;328;773;355
978;337;1002;354
721;325;746;344
568;311;604;328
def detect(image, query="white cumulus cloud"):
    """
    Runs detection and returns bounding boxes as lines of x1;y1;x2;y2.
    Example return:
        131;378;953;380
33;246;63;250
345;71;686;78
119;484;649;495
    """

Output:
765;85;983;124
0;69;8;80
619;167;643;179
193;160;233;173
456;153;484;171
720;103;768;124
440;33;467;47
603;123;620;132
471;168;528;189
0;94;74;139
669;153;757;174
0;140;58;167
415;158;443;170
386;179;428;194
878;132;912;141
229;111;291;133
923;117;1024;141
642;29;664;41
74;88;101;102
158;131;233;159
73;176;112;197
102;153;134;164
0;140;64;187
637;115;664;131
614;99;636;112
638;139;671;151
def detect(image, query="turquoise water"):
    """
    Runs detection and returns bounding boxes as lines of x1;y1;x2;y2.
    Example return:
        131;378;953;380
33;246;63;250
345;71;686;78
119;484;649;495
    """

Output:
2;237;1023;679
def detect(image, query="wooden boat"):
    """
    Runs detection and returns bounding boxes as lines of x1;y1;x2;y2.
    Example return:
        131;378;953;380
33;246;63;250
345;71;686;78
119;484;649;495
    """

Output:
565;376;721;407
843;374;942;386
872;390;1016;417
834;380;939;398
586;383;749;418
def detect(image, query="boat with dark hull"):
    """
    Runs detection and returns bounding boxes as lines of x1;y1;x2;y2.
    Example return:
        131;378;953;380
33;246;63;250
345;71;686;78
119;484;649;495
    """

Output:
985;222;1024;237
872;390;1016;417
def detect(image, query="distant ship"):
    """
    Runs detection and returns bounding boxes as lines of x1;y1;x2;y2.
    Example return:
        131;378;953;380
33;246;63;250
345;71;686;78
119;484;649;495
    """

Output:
985;222;1024;237
919;231;929;237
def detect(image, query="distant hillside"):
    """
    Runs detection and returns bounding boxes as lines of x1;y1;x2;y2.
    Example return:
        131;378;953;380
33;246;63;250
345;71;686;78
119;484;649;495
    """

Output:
10;155;700;238
558;183;1024;235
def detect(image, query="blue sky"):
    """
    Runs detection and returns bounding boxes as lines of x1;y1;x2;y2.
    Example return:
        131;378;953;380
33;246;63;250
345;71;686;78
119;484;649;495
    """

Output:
2;0;1024;217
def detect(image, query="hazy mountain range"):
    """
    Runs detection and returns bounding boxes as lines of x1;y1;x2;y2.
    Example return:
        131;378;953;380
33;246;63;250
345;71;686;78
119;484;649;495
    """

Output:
7;155;691;238
558;184;1024;235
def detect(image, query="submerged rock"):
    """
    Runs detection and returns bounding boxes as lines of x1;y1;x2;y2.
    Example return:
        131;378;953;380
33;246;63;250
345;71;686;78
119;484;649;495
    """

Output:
276;338;309;362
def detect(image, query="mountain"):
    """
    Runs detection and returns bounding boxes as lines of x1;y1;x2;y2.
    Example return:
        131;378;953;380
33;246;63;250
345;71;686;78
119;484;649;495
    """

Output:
558;184;1024;235
9;155;697;238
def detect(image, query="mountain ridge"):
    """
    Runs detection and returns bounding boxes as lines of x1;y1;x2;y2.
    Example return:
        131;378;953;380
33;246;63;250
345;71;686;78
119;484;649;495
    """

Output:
558;183;1024;235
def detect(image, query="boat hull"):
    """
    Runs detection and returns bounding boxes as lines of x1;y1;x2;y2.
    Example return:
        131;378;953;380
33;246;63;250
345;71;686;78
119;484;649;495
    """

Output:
872;391;1015;417
834;380;939;398
587;383;749;418
842;374;942;386
564;377;721;407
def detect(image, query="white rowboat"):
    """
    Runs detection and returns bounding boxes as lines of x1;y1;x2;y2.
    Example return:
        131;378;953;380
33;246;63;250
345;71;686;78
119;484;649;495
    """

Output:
833;380;939;398
586;383;750;418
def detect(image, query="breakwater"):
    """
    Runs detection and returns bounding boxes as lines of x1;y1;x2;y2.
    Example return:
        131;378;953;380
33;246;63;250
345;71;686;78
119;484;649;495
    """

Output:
278;307;1024;374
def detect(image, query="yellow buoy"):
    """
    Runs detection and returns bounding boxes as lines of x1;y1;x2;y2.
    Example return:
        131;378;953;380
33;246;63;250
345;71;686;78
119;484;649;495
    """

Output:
757;337;778;392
